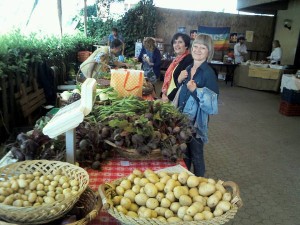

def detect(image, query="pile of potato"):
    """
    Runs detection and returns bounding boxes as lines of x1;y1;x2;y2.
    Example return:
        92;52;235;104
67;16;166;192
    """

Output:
110;169;233;223
0;170;80;208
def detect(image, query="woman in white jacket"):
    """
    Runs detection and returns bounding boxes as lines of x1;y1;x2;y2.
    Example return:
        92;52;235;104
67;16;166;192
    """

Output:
267;40;282;64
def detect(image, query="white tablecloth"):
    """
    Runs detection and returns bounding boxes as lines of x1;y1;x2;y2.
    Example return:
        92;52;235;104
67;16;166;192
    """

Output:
280;74;300;92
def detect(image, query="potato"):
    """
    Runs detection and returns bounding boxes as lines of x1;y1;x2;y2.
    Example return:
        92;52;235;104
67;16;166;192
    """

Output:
213;208;224;217
222;192;232;202
129;203;139;212
124;190;136;202
112;196;122;206
165;191;176;202
44;180;51;186
139;178;150;187
138;207;152;218
116;205;128;214
151;210;158;218
154;182;165;191
33;171;41;177
174;186;189;199
198;182;216;197
133;177;141;185
51;180;58;187
146;198;159;209
187;205;198;216
132;169;143;177
157;216;167;222
157;172;169;178
154;207;167;216
13;199;23;207
171;173;178;180
19;174;26;179
120;197;131;210
216;200;231;212
164;179;176;193
127;174;136;182
215;182;226;194
189;187;199;198
120;179;132;190
135;193;148;206
132;184;141;194
55;194;65;201
23;200;31;207
11;180;19;191
0;195;5;203
183;214;193;221
193;195;206;205
147;174;159;183
207;193;221;208
159;175;171;184
170;202;181;213
192;202;204;212
156;192;164;202
179;195;192;206
59;176;69;185
178;171;189;184
194;212;205;221
28;192;37;203
202;210;214;220
144;169;155;177
17;179;28;188
177;206;188;219
144;183;158;197
116;186;125;196
44;196;55;204
36;183;44;191
127;211;138;218
160;198;171;208
3;196;14;205
164;209;174;218
187;176;200;188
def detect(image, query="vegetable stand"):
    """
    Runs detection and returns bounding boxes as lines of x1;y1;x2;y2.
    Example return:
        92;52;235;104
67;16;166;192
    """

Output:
87;157;187;225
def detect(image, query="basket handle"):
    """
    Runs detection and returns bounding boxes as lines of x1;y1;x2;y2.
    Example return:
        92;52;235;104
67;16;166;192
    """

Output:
98;184;112;210
123;71;143;91
223;181;243;208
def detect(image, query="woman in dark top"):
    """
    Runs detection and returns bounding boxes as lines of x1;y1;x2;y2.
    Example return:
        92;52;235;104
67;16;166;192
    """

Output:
138;37;161;83
161;33;193;101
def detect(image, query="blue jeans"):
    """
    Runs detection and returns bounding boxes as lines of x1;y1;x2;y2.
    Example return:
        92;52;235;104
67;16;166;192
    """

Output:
184;137;205;176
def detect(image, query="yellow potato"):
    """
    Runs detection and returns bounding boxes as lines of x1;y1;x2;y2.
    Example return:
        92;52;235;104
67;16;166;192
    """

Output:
146;198;159;209
144;183;158;197
179;195;192;206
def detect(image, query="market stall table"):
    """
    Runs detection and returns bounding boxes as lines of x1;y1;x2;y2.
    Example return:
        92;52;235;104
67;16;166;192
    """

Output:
87;156;187;225
209;61;238;86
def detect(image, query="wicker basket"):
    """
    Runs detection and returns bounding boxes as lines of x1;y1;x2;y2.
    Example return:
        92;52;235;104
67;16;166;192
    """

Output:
98;168;243;225
105;140;163;160
0;160;89;224
1;186;102;225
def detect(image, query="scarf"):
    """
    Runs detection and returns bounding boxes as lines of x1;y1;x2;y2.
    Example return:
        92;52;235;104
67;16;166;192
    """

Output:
162;50;190;94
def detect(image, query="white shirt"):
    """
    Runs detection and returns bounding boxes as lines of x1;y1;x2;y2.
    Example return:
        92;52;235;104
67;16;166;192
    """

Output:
267;47;282;64
234;43;247;63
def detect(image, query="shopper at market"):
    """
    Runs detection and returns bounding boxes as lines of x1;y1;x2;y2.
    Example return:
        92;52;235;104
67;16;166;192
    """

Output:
83;39;129;78
173;34;219;177
267;40;282;64
137;37;161;83
161;33;193;101
234;36;247;64
107;27;125;55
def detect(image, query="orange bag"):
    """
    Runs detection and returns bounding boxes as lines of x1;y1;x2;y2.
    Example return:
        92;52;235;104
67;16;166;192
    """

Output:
110;69;144;97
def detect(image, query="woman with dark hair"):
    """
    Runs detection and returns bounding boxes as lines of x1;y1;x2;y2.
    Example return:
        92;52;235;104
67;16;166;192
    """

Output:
161;33;193;101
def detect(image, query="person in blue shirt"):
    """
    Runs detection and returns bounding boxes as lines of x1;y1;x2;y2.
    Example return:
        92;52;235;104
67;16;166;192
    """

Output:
107;27;125;55
137;37;161;83
174;34;219;176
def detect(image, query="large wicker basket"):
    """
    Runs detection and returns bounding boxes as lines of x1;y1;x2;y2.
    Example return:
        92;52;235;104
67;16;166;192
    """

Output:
105;140;163;160
0;160;89;224
98;166;243;225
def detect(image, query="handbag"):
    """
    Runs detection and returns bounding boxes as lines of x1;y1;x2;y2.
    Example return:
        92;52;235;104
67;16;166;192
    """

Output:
110;69;144;97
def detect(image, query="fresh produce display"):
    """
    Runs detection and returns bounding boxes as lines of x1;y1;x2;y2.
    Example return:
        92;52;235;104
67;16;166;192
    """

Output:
84;95;194;162
0;170;80;207
105;169;238;223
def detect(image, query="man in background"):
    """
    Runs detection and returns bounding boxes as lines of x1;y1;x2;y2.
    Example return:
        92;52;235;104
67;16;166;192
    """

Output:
107;27;125;55
234;36;247;64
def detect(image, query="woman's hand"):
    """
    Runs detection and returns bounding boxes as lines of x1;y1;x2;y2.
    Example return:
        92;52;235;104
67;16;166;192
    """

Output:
178;70;188;84
187;80;197;92
161;93;169;102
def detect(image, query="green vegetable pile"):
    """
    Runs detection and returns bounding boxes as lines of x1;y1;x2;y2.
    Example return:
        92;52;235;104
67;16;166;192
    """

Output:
82;96;194;162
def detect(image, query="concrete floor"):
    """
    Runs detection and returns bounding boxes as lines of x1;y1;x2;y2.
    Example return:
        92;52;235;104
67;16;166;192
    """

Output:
204;81;300;225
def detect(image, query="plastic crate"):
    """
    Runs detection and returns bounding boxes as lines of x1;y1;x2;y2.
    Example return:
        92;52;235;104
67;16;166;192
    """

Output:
279;100;300;116
281;87;300;104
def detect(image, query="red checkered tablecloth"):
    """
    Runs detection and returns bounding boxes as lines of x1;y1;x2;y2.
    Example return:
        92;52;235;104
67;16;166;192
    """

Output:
87;157;187;225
